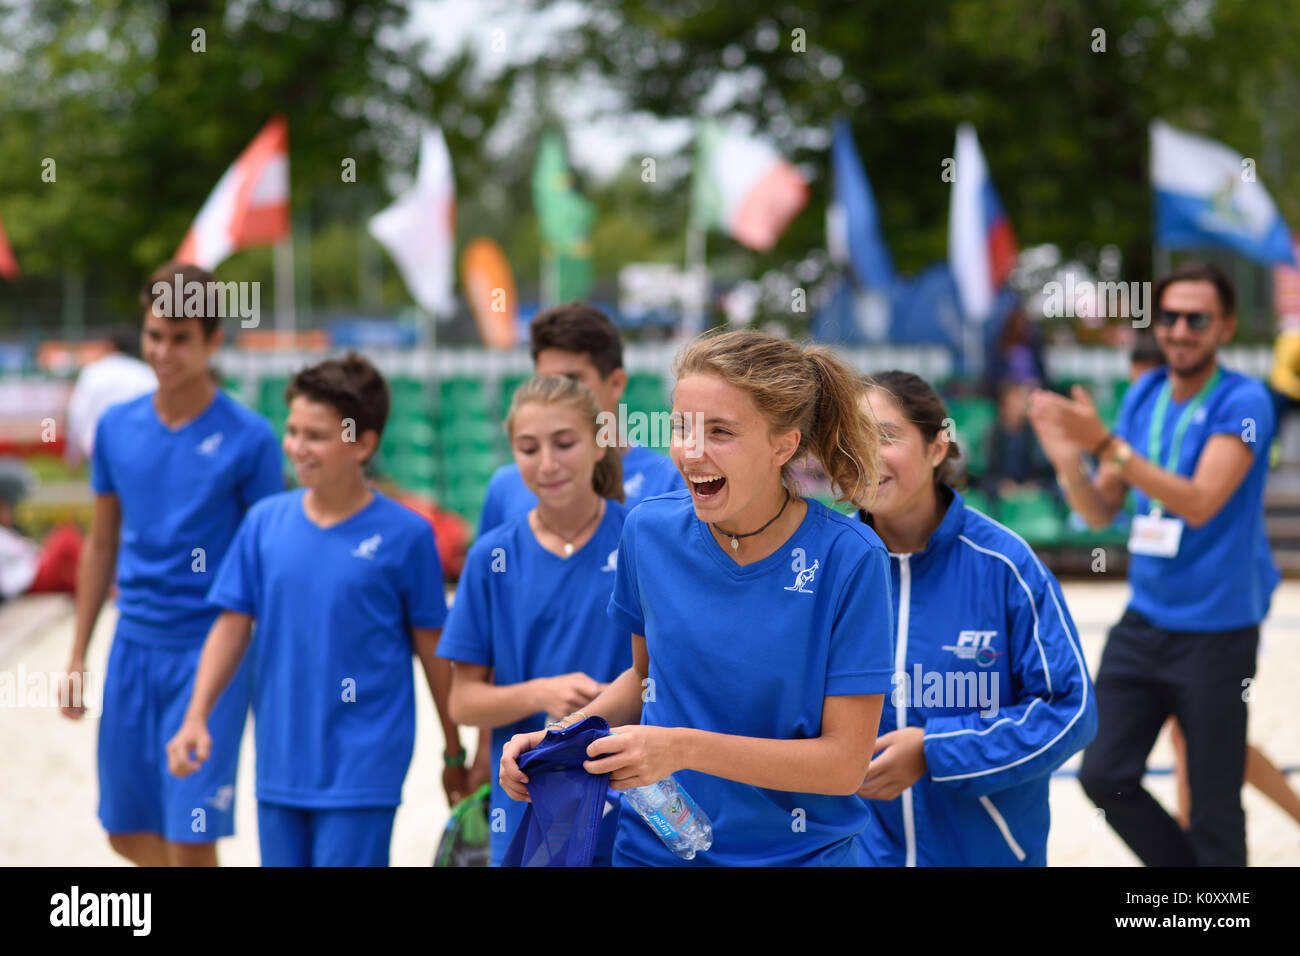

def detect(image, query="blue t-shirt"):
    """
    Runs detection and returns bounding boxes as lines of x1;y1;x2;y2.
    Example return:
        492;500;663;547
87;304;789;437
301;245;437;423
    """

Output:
1115;366;1278;631
477;444;685;536
437;501;632;865
607;491;895;866
207;488;448;808
90;389;283;645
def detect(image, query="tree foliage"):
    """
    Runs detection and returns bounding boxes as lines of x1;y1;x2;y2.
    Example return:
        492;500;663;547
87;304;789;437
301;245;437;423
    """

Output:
2;0;1298;332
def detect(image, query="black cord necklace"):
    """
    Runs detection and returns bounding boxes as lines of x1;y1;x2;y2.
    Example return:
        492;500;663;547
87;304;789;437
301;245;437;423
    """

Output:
713;488;790;552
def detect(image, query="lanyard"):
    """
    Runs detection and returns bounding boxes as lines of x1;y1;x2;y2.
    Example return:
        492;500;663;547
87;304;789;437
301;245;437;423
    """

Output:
1145;366;1220;513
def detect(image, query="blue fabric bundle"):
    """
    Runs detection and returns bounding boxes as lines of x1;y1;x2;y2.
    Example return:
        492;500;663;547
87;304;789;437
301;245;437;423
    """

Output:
502;715;620;867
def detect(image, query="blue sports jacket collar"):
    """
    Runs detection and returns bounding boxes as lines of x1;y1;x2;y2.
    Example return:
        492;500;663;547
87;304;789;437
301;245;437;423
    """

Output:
858;484;964;568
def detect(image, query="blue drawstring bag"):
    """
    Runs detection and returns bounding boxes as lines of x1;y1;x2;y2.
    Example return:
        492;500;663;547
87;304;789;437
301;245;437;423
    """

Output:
502;715;622;867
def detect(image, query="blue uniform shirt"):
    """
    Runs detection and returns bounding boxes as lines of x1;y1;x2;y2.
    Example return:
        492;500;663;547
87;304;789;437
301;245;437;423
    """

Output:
91;389;283;645
1115;366;1278;631
207;488;448;808
477;444;684;535
607;491;895;866
437;501;632;865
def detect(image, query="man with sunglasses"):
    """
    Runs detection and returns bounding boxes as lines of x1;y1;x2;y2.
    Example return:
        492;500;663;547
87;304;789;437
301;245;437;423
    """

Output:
1028;262;1276;867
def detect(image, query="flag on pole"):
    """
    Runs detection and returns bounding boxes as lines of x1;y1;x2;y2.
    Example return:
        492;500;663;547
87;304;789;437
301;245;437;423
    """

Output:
368;125;457;317
948;123;1017;323
175;116;290;270
1151;120;1295;266
532;129;595;303
826;118;894;290
0;211;18;280
461;237;517;348
691;122;809;253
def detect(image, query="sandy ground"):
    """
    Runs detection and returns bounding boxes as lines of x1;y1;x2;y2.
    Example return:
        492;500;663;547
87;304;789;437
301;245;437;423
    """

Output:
1;581;1297;866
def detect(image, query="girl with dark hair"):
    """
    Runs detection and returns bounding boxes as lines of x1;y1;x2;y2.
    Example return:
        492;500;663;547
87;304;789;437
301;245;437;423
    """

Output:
437;375;631;866
855;370;1096;866
501;330;895;866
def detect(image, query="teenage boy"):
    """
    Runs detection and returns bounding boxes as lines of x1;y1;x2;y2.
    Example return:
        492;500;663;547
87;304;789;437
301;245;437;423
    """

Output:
477;302;684;534
166;353;461;866
1029;262;1277;866
62;262;284;866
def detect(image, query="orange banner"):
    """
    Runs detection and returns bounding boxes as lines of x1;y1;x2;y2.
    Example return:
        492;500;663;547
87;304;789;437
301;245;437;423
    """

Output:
460;237;518;349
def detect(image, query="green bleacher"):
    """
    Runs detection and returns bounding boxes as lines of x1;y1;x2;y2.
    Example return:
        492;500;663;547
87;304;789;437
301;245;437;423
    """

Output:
946;395;997;477
238;365;1135;542
258;376;291;437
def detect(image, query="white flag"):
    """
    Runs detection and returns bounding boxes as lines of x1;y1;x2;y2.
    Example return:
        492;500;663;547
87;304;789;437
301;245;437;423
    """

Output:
369;126;457;316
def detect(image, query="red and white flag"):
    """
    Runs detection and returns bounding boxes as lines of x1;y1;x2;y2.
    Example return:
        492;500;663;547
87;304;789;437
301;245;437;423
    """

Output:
175;116;290;269
0;211;18;280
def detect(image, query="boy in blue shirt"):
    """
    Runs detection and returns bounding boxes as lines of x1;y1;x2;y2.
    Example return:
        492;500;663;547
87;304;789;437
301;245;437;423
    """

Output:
1030;262;1277;866
62;262;284;866
166;354;460;866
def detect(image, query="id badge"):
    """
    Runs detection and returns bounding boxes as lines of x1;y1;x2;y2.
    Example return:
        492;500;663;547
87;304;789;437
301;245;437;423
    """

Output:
1128;511;1183;557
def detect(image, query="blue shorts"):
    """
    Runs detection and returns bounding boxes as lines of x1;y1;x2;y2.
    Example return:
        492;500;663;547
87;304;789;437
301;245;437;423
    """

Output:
97;630;252;843
256;803;396;866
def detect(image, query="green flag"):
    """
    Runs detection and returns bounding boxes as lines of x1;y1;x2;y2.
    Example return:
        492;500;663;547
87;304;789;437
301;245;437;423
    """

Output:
532;129;595;302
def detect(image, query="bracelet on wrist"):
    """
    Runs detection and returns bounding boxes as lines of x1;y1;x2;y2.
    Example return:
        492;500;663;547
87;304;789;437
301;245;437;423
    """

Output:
548;711;588;731
443;749;467;768
1103;437;1133;473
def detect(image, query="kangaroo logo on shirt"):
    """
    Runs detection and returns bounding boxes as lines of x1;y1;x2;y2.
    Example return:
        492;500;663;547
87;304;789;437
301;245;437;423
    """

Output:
351;533;382;559
942;630;1003;667
784;560;819;594
601;550;618;572
623;472;644;499
196;432;223;456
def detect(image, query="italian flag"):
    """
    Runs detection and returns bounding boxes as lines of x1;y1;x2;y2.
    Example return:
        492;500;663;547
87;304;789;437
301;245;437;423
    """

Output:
691;123;809;252
175;115;290;270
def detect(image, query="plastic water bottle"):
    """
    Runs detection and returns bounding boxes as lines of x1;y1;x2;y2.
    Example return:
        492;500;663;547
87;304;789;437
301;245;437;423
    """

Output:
623;776;714;860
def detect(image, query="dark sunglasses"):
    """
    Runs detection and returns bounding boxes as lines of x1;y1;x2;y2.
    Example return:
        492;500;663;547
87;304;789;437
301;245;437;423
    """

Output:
1155;309;1213;330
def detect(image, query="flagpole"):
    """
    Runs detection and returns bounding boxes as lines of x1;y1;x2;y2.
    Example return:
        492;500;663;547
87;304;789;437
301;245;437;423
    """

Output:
62;269;85;344
359;210;380;311
1153;242;1171;279
274;237;295;342
685;221;707;338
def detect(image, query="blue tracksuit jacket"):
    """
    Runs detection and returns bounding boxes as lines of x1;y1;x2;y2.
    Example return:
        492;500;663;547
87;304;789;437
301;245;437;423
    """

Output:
857;487;1097;866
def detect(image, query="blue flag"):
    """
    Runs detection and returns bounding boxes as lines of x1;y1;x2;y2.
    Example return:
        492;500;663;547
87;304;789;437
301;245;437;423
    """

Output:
1152;120;1295;266
827;118;895;290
